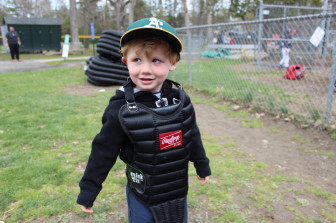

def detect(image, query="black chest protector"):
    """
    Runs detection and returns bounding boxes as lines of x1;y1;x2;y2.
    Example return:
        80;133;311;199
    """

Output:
119;80;195;222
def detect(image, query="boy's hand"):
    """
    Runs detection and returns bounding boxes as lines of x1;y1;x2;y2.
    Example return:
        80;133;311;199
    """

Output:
81;205;93;213
197;175;209;185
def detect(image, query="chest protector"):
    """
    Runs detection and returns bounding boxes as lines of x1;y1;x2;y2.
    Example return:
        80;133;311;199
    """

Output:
119;80;194;223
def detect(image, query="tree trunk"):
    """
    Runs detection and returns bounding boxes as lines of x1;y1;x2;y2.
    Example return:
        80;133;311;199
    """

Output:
70;0;80;43
207;12;212;39
83;0;90;49
128;0;135;26
116;0;121;31
108;0;128;31
199;0;205;26
69;0;82;51
181;0;189;27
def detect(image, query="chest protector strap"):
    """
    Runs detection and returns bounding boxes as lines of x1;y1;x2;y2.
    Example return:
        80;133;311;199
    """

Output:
119;80;194;223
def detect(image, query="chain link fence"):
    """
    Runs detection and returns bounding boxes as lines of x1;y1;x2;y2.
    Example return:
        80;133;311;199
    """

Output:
174;12;336;128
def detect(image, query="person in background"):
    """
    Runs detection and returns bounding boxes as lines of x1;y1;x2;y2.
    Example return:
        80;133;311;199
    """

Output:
223;32;231;44
217;30;223;44
278;29;297;71
5;26;22;62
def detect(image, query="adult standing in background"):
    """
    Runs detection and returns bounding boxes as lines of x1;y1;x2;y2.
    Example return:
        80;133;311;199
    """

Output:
5;26;22;62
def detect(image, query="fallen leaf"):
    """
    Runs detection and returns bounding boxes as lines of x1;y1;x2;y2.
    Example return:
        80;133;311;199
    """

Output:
233;105;240;111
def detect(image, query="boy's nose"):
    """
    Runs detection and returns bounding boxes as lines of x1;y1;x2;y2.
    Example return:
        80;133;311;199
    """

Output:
140;61;151;74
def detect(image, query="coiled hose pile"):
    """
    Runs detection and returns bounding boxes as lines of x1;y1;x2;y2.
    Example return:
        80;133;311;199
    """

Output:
85;30;129;86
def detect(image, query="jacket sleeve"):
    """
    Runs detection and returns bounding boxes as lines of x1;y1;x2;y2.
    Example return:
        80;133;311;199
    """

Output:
189;115;211;178
77;100;126;207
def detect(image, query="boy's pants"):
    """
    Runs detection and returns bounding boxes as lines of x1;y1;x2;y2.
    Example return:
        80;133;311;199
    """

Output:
126;184;188;223
279;47;290;69
9;43;20;60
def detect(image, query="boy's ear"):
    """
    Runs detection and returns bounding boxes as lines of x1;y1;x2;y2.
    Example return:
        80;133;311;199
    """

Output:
121;57;127;65
169;61;178;71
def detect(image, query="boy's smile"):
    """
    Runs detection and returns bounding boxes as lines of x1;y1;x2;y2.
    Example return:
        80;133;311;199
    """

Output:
122;44;177;93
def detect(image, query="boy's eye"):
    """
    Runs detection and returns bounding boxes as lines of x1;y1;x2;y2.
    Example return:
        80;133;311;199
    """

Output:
133;58;141;62
153;59;160;63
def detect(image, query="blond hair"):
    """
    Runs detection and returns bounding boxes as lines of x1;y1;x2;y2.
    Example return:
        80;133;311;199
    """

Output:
120;36;179;64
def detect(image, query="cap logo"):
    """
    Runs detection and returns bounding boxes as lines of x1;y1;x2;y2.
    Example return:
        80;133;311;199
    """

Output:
144;18;163;29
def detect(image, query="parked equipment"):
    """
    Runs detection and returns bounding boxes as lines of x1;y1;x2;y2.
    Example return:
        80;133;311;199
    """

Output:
85;30;129;86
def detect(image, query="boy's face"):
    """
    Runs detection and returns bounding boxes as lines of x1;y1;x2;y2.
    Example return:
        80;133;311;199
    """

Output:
122;43;177;93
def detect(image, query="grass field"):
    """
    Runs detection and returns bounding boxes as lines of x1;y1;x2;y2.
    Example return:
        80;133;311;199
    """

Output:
1;66;335;222
0;67;121;221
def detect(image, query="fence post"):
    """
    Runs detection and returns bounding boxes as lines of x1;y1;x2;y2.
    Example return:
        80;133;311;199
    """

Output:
282;7;286;35
321;0;330;71
187;28;192;85
257;0;264;72
324;42;336;126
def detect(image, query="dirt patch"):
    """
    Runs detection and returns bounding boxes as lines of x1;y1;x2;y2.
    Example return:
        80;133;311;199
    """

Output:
193;102;335;222
194;103;335;193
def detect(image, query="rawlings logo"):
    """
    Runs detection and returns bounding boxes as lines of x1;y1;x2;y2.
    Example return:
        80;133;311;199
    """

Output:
160;130;182;150
162;135;180;145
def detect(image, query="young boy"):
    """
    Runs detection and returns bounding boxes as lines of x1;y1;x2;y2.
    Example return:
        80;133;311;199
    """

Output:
77;17;211;223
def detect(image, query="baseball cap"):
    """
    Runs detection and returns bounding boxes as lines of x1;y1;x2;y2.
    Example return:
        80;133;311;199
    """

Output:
120;17;183;54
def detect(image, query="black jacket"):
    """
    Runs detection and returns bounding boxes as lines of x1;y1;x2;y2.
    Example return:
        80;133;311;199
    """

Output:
77;81;211;208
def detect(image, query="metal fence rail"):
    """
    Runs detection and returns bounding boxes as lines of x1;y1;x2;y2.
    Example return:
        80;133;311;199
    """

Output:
175;12;336;127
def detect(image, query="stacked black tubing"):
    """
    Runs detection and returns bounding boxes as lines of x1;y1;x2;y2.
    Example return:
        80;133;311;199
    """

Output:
86;56;129;86
85;30;129;86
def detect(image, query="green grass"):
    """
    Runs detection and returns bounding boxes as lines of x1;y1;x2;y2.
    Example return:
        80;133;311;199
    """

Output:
268;125;285;134
290;135;309;145
1;67;335;222
0;68;125;222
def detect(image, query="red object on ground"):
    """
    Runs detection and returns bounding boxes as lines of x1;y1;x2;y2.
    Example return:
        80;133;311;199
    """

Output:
285;65;305;80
